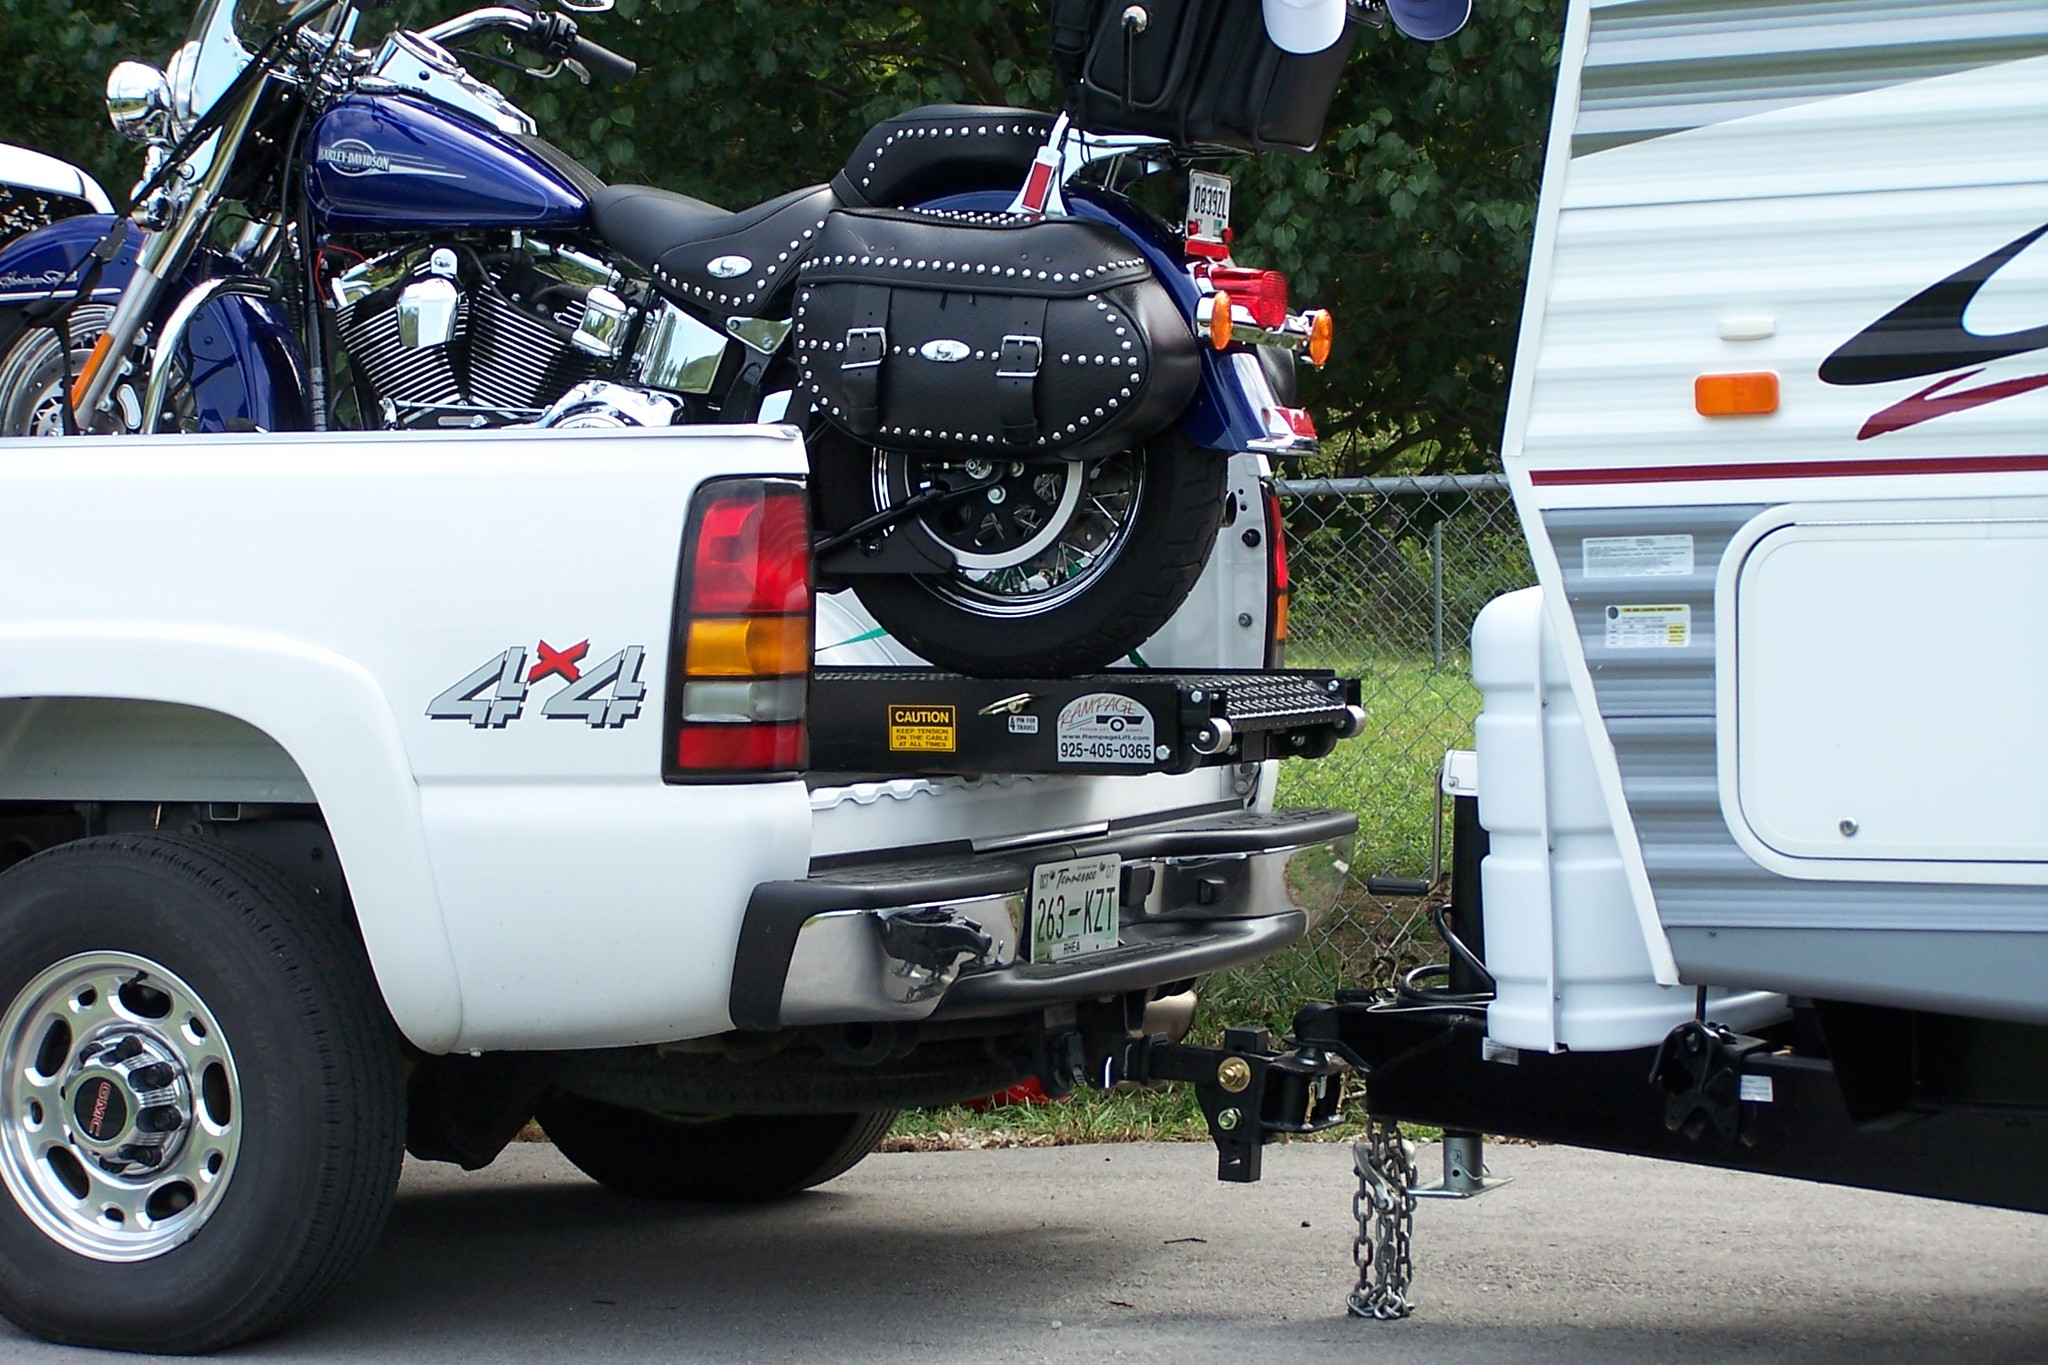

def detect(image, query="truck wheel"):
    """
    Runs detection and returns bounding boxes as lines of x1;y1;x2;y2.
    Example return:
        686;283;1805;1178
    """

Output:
535;1094;896;1203
0;835;403;1353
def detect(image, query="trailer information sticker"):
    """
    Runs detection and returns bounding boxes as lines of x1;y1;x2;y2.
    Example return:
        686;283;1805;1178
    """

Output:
1583;534;1693;578
1606;604;1691;648
1056;694;1156;764
887;704;956;752
1030;854;1121;963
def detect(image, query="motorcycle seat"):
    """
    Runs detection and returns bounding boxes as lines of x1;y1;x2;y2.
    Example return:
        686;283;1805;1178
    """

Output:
595;183;842;317
832;105;1056;208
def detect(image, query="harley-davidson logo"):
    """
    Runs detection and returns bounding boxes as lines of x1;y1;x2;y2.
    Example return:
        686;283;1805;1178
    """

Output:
707;255;752;279
319;138;391;176
316;138;464;182
919;339;971;363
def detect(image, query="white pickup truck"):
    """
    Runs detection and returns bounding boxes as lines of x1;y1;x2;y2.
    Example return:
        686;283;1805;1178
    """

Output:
0;424;1358;1351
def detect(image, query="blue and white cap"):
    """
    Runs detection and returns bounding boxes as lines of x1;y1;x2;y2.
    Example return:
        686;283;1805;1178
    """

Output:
1383;0;1471;41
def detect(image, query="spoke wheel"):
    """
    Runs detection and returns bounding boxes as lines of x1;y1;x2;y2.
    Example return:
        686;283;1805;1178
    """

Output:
0;306;194;436
814;427;1231;677
0;953;241;1262
877;449;1145;615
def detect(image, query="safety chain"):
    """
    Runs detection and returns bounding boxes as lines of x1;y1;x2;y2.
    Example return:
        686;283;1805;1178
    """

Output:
1347;1113;1417;1320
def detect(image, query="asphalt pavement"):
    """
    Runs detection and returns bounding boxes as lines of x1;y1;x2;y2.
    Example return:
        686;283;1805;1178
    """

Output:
2;1139;2043;1363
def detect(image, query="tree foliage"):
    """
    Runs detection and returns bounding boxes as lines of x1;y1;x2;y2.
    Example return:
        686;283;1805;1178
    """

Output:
0;0;1562;471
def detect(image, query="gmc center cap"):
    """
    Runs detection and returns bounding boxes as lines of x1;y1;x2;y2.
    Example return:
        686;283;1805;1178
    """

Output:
72;1073;130;1144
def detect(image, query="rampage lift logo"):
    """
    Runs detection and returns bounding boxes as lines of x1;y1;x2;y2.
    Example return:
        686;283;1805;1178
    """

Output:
428;641;646;729
1822;221;2048;440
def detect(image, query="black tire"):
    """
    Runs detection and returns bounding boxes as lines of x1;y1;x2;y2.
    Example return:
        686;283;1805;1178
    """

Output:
536;1093;896;1203
813;428;1231;677
0;305;193;436
0;835;404;1353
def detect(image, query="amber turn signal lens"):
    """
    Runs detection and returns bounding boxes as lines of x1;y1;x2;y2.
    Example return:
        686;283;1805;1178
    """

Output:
685;615;810;678
69;332;114;411
1694;371;1779;417
1208;289;1233;351
1305;309;1333;367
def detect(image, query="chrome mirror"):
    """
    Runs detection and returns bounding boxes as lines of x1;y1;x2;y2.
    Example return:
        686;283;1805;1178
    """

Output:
106;62;174;144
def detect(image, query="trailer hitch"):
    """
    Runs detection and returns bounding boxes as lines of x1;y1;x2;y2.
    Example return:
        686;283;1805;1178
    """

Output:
1113;1027;1349;1181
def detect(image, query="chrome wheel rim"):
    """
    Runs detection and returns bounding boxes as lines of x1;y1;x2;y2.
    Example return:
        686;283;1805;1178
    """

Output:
0;952;242;1262
879;448;1146;617
0;306;191;436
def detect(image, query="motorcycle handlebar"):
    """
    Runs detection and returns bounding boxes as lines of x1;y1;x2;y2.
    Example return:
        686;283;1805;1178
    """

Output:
417;6;635;83
569;33;635;83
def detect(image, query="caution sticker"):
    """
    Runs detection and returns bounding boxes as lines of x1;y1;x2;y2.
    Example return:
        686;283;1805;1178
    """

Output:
1055;693;1156;765
887;704;956;752
1605;604;1691;649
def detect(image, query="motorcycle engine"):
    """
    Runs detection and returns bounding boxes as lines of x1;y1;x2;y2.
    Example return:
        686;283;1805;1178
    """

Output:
330;239;647;429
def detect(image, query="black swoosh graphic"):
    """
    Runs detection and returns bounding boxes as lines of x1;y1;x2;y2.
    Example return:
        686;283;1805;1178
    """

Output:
1820;222;2048;387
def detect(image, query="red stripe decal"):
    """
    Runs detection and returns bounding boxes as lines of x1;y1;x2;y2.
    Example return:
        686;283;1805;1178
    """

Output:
1530;452;2048;486
1857;369;2048;440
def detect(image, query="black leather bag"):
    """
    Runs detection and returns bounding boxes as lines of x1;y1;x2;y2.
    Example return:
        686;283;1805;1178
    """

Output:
1050;0;1358;154
794;207;1199;462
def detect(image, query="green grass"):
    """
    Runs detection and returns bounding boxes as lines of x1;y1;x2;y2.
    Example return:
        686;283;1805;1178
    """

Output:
889;648;1489;1146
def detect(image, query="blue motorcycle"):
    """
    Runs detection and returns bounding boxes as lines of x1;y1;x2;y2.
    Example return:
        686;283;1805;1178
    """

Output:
0;0;1464;675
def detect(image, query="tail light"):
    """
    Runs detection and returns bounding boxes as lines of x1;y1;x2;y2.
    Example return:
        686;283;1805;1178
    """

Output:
1207;267;1289;328
663;477;812;781
1264;486;1290;668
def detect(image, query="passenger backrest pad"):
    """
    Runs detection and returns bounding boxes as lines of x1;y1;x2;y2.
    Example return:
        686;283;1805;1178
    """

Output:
832;106;1057;209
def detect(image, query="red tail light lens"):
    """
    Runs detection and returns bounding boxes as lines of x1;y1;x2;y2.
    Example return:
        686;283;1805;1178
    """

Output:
687;486;811;614
1208;267;1289;329
1264;486;1290;668
665;478;812;782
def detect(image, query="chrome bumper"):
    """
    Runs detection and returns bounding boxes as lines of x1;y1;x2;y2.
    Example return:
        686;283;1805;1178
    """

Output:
731;807;1355;1031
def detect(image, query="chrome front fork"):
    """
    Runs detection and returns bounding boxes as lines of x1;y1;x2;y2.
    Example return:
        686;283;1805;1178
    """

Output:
72;84;267;423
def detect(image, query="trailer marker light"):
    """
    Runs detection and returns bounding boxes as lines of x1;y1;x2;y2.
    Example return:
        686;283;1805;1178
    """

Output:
1695;371;1779;417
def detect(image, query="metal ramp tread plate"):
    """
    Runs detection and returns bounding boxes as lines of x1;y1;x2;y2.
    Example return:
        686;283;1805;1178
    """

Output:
807;668;1363;776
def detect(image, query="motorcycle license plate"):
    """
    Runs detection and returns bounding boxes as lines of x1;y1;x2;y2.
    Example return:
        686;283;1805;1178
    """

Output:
1186;170;1232;247
1030;854;1121;964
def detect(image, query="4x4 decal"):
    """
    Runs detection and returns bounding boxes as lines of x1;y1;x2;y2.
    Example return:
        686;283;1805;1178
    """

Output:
1821;221;2048;440
428;640;647;729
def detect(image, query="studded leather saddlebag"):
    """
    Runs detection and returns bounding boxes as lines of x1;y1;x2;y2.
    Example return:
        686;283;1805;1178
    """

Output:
794;207;1199;462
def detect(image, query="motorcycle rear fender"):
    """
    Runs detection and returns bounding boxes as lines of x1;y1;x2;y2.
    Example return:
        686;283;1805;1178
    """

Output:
0;213;309;432
920;189;1273;453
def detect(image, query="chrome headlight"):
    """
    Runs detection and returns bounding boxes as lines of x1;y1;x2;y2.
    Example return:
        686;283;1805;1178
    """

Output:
105;61;174;144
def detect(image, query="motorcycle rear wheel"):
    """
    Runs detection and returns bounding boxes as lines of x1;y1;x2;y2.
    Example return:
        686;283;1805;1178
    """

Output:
812;428;1230;677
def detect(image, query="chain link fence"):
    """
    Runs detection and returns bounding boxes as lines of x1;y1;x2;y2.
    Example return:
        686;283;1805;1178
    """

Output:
1203;473;1534;1030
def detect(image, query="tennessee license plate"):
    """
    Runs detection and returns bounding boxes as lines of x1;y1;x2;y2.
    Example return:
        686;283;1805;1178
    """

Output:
1186;170;1232;246
1029;854;1121;964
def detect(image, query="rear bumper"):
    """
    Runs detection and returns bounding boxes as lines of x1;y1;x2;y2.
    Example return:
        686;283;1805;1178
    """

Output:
729;806;1356;1030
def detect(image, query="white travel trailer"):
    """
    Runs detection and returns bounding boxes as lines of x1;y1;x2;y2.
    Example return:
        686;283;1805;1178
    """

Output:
1289;0;2048;1316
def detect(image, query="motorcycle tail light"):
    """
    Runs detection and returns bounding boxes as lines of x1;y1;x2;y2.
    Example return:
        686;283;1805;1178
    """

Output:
665;477;812;781
1208;268;1289;329
1264;486;1290;669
